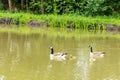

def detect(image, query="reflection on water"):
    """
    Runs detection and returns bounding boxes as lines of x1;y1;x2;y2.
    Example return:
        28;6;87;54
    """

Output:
0;29;120;80
74;52;89;80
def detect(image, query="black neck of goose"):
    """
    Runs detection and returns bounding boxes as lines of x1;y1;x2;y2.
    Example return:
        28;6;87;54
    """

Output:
51;48;54;54
90;47;93;52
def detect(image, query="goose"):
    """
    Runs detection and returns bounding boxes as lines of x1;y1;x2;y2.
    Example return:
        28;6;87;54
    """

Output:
89;45;105;58
49;47;67;61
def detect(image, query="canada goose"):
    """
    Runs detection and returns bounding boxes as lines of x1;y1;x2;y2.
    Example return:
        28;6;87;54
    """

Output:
49;47;67;61
89;45;105;58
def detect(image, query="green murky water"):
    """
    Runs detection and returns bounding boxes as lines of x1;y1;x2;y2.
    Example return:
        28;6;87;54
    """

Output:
0;28;120;80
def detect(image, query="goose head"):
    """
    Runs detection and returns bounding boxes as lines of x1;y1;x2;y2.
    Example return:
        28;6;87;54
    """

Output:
89;45;93;53
49;46;54;54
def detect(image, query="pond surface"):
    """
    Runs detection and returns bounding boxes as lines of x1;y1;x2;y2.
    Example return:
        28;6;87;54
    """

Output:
0;28;120;80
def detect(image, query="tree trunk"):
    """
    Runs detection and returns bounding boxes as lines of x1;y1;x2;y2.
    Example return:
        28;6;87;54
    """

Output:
21;0;24;10
53;0;57;15
41;0;44;14
8;0;12;11
26;0;28;12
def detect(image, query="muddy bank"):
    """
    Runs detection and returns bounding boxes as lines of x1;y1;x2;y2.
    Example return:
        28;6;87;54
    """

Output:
27;20;120;32
0;17;19;25
88;22;120;32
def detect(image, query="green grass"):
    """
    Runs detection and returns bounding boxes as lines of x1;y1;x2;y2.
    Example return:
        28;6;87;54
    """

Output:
0;12;120;29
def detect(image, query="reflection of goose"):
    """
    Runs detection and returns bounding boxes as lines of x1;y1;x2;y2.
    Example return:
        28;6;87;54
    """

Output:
0;75;5;80
49;47;67;61
89;45;105;58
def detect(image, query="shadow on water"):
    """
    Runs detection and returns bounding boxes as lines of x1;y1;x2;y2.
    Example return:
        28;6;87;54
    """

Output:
0;27;120;80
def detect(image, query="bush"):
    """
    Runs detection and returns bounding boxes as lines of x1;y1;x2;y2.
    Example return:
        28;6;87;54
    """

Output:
0;3;4;10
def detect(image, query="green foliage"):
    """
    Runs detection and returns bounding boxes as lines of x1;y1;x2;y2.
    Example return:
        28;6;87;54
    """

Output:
0;12;120;30
1;0;120;16
56;0;76;14
0;3;4;10
81;0;105;16
29;1;41;13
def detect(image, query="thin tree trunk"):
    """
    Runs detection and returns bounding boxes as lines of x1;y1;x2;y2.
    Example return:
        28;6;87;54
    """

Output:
21;0;24;10
26;0;28;12
53;0;57;15
41;0;44;14
8;0;12;11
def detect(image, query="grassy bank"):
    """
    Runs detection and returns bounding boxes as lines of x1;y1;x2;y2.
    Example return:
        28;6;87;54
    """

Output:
0;12;120;29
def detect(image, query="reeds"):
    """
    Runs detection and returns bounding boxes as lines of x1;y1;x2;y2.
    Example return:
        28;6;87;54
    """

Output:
0;12;120;29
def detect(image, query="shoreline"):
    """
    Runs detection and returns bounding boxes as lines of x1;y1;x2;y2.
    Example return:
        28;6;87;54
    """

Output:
0;12;120;32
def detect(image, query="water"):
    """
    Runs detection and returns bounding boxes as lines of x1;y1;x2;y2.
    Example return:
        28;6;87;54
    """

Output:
0;28;120;80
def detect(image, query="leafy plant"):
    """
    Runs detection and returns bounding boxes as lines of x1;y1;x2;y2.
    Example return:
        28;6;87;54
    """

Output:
0;3;4;10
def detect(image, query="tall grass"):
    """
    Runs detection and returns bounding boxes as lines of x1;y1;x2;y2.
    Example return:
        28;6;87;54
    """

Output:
0;12;120;29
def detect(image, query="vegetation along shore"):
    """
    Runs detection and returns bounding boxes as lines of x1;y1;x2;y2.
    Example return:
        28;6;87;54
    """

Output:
0;0;120;32
0;12;120;31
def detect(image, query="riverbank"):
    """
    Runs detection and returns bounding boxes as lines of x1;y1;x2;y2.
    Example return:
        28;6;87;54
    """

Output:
0;12;120;31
